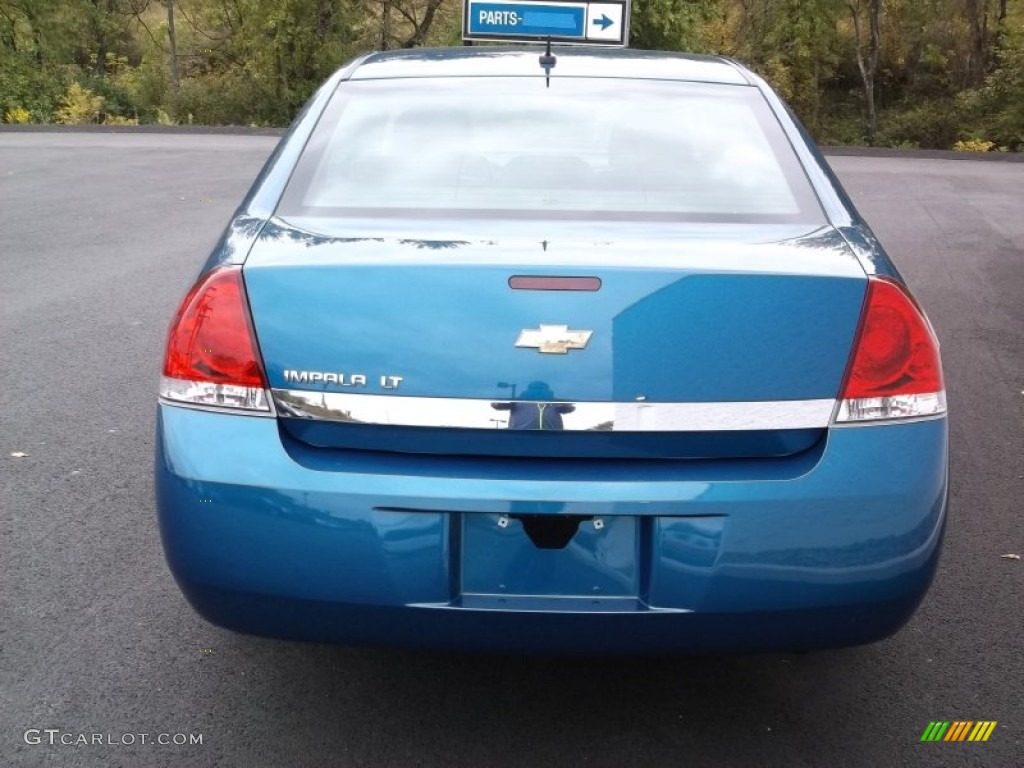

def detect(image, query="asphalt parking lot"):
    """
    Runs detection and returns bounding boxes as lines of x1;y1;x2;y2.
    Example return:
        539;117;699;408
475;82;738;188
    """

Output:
1;133;1021;767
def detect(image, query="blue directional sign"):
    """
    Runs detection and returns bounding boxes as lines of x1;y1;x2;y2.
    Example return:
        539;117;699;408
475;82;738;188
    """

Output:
471;4;585;37
463;0;629;46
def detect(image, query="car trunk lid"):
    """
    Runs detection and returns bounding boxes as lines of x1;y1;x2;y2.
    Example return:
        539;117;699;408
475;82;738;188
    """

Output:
243;220;866;458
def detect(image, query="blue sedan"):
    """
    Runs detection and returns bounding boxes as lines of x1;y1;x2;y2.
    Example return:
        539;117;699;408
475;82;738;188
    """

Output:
155;47;948;653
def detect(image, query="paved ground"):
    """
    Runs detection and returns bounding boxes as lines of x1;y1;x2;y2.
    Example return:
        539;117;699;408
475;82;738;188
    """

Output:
0;134;1021;768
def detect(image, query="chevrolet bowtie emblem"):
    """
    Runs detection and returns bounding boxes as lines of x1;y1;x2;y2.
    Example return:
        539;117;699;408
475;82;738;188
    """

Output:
515;324;593;354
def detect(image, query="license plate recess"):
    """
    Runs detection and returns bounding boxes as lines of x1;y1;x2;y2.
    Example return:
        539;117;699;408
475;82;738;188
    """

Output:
460;513;639;599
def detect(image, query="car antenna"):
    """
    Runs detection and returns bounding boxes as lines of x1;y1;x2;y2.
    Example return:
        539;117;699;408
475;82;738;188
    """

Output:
538;36;556;88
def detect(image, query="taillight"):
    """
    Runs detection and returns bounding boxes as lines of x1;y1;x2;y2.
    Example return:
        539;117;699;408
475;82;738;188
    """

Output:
160;267;271;412
835;277;946;423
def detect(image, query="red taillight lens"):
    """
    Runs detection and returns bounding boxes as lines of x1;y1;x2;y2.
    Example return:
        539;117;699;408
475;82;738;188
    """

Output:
836;277;945;422
160;267;269;411
842;278;943;397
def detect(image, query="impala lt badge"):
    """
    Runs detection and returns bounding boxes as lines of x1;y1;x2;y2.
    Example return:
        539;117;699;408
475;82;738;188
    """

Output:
515;324;593;354
283;370;403;389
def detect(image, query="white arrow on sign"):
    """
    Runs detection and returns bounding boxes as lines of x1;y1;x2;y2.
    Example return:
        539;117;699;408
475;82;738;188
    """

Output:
585;3;624;41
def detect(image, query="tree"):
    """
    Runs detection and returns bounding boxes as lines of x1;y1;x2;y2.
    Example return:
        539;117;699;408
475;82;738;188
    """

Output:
963;0;987;85
361;0;446;50
849;0;882;143
723;0;845;133
2;0;1023;147
630;0;719;51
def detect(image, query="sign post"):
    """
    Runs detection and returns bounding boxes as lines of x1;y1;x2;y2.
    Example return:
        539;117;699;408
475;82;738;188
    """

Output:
462;0;630;47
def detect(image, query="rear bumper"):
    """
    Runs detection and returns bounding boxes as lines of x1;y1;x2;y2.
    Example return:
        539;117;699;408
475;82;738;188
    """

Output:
155;405;948;653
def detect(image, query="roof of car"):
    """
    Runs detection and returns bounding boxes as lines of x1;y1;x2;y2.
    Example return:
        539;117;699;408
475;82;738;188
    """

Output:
347;47;752;85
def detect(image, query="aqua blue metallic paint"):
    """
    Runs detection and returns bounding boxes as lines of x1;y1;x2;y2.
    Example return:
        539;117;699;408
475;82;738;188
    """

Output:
245;264;865;402
156;405;947;651
278;420;824;459
172;586;935;653
156;47;948;652
242;224;867;403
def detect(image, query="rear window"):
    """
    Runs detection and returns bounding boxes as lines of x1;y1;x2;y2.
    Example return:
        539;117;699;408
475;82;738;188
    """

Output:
279;77;824;224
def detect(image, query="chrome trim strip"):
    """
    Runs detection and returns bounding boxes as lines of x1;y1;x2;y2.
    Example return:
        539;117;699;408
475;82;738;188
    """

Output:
158;397;278;418
832;391;947;424
159;376;277;417
829;412;947;428
271;389;835;432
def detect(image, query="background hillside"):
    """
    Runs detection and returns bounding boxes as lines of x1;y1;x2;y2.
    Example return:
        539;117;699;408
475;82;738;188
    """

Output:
1;0;1021;150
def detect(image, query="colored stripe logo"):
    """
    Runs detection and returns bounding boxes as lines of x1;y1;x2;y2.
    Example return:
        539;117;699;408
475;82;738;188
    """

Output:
921;721;997;742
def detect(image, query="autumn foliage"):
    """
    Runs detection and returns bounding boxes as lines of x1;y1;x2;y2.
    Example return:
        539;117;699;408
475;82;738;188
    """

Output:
0;0;1021;149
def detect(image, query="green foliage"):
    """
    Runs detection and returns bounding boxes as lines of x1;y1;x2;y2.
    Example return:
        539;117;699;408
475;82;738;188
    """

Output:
0;51;64;121
154;108;177;126
168;71;261;125
715;0;846;135
875;102;961;149
114;48;170;121
775;0;844;126
83;66;146;122
817;110;869;147
159;0;366;125
54;81;103;124
0;0;1020;151
102;114;139;125
953;138;997;152
631;0;719;51
957;27;1024;151
4;105;32;123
